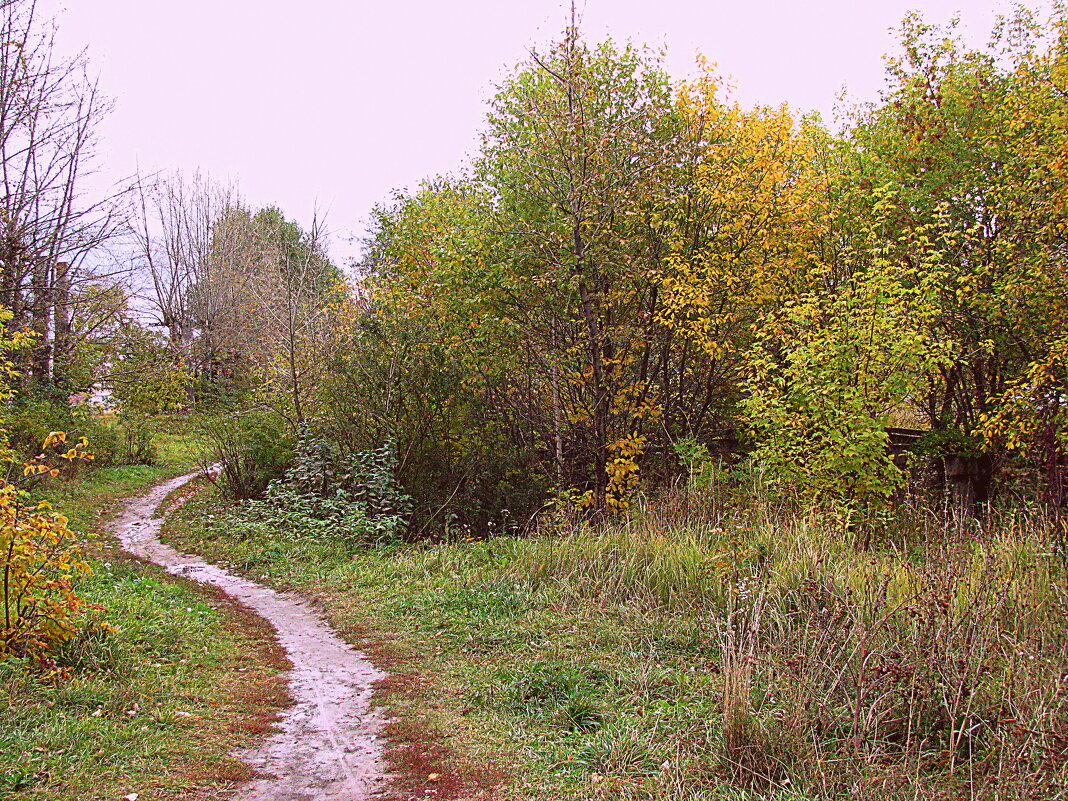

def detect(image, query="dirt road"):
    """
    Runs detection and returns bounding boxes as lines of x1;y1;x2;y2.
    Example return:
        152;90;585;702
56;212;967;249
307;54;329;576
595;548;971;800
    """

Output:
112;471;391;800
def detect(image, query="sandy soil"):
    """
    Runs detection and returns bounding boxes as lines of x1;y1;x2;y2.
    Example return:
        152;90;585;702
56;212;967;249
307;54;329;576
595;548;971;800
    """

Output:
112;471;391;800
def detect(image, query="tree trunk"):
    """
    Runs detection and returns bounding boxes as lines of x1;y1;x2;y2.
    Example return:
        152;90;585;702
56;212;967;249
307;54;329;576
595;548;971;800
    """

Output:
576;275;607;515
52;261;71;389
30;258;51;386
550;347;565;490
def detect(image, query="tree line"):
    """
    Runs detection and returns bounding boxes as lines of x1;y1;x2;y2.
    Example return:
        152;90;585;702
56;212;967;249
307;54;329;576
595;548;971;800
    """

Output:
0;0;342;425
3;0;1066;531
343;9;1068;526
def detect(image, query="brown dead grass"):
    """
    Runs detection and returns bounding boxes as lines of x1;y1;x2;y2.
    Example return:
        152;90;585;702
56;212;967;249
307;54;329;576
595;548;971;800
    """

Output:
376;669;507;801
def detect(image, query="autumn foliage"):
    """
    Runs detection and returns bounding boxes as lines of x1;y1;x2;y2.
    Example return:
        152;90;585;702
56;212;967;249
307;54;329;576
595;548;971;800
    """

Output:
0;304;97;659
0;433;95;658
324;8;1066;526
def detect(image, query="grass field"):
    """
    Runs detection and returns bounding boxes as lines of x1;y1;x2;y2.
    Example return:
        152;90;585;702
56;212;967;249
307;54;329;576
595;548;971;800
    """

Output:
161;485;1068;800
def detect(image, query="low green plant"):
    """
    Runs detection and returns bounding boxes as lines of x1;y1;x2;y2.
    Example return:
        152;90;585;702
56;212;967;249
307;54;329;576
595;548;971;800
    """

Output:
256;481;406;545
284;432;412;518
1;550;287;800
0;767;38;793
672;435;726;491
211;433;415;546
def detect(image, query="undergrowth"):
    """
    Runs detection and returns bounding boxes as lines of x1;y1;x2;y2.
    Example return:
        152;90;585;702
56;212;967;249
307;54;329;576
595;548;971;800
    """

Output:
164;482;1068;800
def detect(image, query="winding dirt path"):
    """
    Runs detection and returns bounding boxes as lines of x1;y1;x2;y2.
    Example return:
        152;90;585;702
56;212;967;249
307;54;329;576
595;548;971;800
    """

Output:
111;471;391;800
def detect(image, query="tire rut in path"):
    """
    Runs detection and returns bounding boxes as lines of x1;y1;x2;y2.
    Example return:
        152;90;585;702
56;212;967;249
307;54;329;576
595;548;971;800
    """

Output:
112;471;391;800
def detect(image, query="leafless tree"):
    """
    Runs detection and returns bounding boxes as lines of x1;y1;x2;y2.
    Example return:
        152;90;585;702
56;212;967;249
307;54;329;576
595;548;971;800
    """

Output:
0;0;126;387
244;211;337;427
130;171;240;347
130;170;339;416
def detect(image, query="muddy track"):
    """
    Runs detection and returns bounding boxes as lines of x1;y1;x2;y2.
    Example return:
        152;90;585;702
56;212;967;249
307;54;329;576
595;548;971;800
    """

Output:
111;471;391;800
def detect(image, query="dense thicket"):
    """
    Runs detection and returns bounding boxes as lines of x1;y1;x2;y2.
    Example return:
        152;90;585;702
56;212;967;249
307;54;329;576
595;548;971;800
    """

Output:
311;9;1063;529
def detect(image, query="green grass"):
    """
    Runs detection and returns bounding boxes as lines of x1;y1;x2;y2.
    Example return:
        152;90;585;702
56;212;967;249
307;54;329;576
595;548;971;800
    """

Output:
1;418;289;800
162;485;1068;800
38;425;207;532
161;489;746;799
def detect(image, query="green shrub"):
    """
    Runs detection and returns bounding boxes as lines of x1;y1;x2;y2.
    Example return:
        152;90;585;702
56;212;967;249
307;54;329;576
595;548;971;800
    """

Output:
285;432;412;518
202;409;294;499
191;433;414;548
4;398;86;458
258;481;406;545
90;414;158;467
4;398;163;470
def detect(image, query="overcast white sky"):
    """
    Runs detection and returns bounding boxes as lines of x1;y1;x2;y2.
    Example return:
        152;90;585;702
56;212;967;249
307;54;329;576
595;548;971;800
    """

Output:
40;0;1029;265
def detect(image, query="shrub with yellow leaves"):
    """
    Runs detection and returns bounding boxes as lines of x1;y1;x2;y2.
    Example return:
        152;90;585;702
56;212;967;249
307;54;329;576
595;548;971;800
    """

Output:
605;434;647;512
1;432;95;659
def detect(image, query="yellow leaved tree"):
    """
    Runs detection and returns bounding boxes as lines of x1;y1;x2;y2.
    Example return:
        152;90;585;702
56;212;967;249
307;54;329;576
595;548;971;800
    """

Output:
657;60;829;369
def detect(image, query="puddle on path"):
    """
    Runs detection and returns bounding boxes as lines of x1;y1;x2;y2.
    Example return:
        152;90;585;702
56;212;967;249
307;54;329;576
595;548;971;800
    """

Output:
112;472;391;800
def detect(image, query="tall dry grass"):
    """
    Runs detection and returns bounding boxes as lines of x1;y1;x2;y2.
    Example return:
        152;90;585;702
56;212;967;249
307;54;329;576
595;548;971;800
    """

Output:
507;487;1068;799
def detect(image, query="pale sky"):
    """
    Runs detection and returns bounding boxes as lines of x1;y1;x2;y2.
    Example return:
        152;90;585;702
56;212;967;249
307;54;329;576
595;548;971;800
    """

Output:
41;0;1026;265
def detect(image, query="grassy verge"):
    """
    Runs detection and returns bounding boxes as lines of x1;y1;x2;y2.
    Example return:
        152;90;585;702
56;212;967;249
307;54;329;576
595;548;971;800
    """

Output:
162;486;1068;801
1;420;289;801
